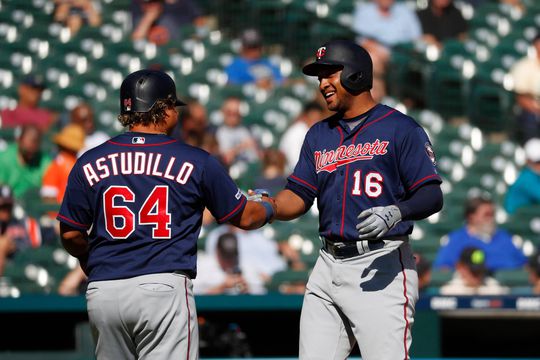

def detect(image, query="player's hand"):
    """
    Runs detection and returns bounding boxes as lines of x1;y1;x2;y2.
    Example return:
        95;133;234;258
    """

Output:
356;205;402;239
247;188;270;202
247;189;276;224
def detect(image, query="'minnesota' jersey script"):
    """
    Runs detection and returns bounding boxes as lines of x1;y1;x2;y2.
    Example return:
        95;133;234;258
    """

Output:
57;132;246;282
289;104;441;242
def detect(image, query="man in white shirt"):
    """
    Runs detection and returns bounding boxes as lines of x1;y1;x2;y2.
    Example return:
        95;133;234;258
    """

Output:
194;232;269;294
440;247;510;295
279;102;323;173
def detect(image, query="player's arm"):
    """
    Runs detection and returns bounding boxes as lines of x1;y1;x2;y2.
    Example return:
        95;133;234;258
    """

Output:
59;222;89;271
230;186;307;228
246;186;309;221
397;182;443;220
357;182;443;239
228;197;277;230
274;189;306;221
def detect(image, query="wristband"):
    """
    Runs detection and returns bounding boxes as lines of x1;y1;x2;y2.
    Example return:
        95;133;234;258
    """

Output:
261;201;275;224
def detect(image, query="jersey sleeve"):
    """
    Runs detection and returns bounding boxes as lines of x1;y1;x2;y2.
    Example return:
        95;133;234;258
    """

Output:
56;162;93;231
398;126;442;192
287;134;318;206
202;155;247;224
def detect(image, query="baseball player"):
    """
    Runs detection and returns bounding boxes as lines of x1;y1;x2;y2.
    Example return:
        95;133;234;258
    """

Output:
57;69;276;360
264;40;444;359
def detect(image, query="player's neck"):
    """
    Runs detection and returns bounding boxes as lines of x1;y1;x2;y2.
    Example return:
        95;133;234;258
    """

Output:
342;93;378;119
129;124;169;135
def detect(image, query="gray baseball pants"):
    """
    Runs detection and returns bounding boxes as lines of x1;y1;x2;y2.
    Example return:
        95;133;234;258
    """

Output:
86;272;198;360
299;240;418;360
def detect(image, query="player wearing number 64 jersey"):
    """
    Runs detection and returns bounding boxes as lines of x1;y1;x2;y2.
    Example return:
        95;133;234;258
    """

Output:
57;69;276;360
265;40;444;360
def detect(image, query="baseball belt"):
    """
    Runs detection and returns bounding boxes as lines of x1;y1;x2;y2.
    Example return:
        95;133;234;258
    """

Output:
320;235;408;259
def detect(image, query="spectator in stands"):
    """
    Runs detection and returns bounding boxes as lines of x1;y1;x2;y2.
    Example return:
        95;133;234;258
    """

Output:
414;252;433;294
178;99;212;147
504;138;540;214
254;149;288;195
0;185;55;277
0;75;57;132
510;32;540;144
440;247;510;295
40;124;85;204
0;125;52;200
352;0;422;81
225;28;284;89
526;249;540;295
193;232;269;294
131;0;206;45
215;97;259;166
204;224;287;281
417;0;468;49
434;196;527;271
69;102;109;156
131;0;164;41
279;101;323;173
53;0;102;36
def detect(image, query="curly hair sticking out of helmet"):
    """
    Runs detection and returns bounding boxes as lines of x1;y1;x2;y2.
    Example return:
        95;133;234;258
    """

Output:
117;95;177;129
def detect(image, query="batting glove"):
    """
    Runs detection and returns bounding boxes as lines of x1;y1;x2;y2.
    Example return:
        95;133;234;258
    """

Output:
356;205;402;239
247;188;270;202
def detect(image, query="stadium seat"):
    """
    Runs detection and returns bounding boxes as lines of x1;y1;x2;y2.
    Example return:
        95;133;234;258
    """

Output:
495;269;530;287
430;269;454;287
266;269;310;293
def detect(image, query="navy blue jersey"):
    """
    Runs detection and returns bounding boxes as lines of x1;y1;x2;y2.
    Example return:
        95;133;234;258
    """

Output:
289;104;441;242
57;132;246;282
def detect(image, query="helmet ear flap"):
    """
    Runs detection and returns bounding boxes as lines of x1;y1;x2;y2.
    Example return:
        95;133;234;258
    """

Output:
340;70;365;93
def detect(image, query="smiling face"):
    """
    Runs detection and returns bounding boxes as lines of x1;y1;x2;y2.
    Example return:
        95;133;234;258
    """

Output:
318;67;353;113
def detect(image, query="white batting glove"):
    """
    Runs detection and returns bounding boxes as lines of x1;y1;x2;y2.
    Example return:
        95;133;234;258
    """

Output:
247;188;270;202
356;205;402;239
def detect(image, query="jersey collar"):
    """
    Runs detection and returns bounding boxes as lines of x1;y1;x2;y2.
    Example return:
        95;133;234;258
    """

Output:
338;104;382;135
107;132;178;146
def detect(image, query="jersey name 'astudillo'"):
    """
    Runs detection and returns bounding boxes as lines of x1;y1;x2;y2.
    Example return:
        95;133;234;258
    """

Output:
82;151;194;186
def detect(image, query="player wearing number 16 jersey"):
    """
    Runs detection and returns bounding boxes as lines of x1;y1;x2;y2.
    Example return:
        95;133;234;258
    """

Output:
267;40;444;359
57;69;276;360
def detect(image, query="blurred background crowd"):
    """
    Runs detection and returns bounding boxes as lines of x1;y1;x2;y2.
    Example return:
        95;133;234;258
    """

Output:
0;0;539;298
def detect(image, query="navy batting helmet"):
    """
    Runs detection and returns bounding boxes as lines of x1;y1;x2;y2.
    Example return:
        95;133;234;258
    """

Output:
302;40;373;93
120;69;185;115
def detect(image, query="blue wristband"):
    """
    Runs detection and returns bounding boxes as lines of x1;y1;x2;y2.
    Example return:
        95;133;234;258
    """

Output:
261;200;275;224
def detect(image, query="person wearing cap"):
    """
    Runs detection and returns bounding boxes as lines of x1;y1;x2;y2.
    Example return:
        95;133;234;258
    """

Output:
193;231;269;295
0;185;55;277
434;196;527;271
0;75;57;131
0;124;52;199
509;32;540;143
504;138;540;214
224;28;284;89
440;247;510;295
40;124;86;204
56;69;276;360
203;224;288;285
